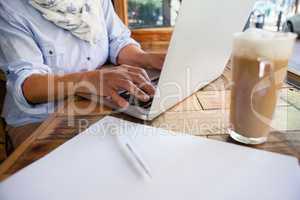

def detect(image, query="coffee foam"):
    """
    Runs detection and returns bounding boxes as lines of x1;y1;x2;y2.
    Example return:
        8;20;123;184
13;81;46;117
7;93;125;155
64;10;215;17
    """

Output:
232;28;297;60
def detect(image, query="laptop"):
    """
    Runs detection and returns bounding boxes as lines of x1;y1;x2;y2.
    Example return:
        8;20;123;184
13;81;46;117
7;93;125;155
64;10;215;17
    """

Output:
288;39;300;88
82;0;256;120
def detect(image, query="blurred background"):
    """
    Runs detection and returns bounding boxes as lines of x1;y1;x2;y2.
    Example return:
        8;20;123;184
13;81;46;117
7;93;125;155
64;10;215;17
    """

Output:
127;0;181;29
125;0;299;30
113;0;300;50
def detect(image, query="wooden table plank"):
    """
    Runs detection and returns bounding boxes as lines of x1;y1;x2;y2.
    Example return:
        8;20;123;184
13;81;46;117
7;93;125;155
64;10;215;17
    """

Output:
196;90;230;110
272;106;300;131
151;110;229;136
201;76;229;92
207;130;300;160
167;94;203;112
56;96;113;117
0;113;58;180
279;87;300;109
0;115;104;178
196;88;294;110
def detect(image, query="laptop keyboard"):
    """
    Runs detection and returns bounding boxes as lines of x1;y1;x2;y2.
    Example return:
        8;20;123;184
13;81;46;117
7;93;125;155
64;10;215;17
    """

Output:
118;78;159;109
119;92;153;109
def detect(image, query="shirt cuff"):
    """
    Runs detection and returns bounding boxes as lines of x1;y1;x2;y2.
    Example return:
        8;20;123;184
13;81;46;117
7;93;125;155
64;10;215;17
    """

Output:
109;37;141;65
7;63;52;114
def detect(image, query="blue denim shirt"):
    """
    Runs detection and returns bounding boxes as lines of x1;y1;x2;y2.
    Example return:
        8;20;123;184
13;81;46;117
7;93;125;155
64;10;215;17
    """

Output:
0;0;139;127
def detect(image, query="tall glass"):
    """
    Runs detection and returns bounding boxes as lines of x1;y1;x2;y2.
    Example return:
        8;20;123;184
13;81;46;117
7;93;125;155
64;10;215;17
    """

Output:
229;29;297;145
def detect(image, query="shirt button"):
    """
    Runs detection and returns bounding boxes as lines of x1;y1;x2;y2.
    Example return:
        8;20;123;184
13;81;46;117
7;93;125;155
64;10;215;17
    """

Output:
49;50;53;55
87;57;91;61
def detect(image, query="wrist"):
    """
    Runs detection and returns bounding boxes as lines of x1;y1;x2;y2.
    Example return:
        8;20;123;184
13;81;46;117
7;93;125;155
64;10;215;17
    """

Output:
138;52;152;69
72;71;93;96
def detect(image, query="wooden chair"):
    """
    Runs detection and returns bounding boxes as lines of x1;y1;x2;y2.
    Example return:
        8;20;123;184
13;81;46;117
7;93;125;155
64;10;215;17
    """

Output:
0;70;8;163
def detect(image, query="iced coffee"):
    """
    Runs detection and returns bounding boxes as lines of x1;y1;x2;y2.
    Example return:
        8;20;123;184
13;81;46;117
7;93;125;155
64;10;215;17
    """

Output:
229;29;296;144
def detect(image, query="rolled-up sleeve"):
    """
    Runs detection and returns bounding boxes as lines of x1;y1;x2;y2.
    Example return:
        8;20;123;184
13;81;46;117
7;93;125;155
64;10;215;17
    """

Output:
0;7;52;111
103;0;140;64
6;61;51;110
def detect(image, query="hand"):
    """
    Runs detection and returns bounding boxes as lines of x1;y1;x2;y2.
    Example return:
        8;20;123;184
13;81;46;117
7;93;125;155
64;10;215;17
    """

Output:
116;44;166;71
76;65;155;108
143;52;166;70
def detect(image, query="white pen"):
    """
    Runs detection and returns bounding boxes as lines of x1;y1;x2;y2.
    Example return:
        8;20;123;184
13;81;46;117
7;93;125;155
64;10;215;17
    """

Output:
117;134;152;179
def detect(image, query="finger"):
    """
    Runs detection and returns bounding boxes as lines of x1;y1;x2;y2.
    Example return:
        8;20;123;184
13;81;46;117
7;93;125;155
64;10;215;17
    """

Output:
121;65;151;82
127;72;155;96
138;81;156;96
109;89;129;108
117;80;150;102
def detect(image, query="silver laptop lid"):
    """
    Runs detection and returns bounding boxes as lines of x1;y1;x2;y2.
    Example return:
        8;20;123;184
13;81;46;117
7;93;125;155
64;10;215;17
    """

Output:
148;0;256;119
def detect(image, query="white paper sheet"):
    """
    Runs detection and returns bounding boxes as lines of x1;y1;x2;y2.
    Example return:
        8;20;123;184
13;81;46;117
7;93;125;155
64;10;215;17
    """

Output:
0;116;299;200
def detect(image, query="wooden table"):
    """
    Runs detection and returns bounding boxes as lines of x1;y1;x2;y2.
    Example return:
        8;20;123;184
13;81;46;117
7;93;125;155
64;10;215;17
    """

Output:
0;64;300;181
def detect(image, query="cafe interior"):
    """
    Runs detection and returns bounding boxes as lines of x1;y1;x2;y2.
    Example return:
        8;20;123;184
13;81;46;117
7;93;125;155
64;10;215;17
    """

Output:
0;0;299;199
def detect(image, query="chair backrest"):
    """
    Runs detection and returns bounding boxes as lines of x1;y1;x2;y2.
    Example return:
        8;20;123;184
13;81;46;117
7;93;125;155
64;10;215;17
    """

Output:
0;70;7;163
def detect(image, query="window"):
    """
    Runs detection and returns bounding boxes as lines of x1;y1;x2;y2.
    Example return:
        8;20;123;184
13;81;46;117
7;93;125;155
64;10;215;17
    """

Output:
252;0;299;31
112;0;181;51
113;0;299;51
128;0;181;29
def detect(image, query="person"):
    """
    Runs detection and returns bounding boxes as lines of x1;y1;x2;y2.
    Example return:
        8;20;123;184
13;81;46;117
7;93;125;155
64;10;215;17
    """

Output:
0;0;165;148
